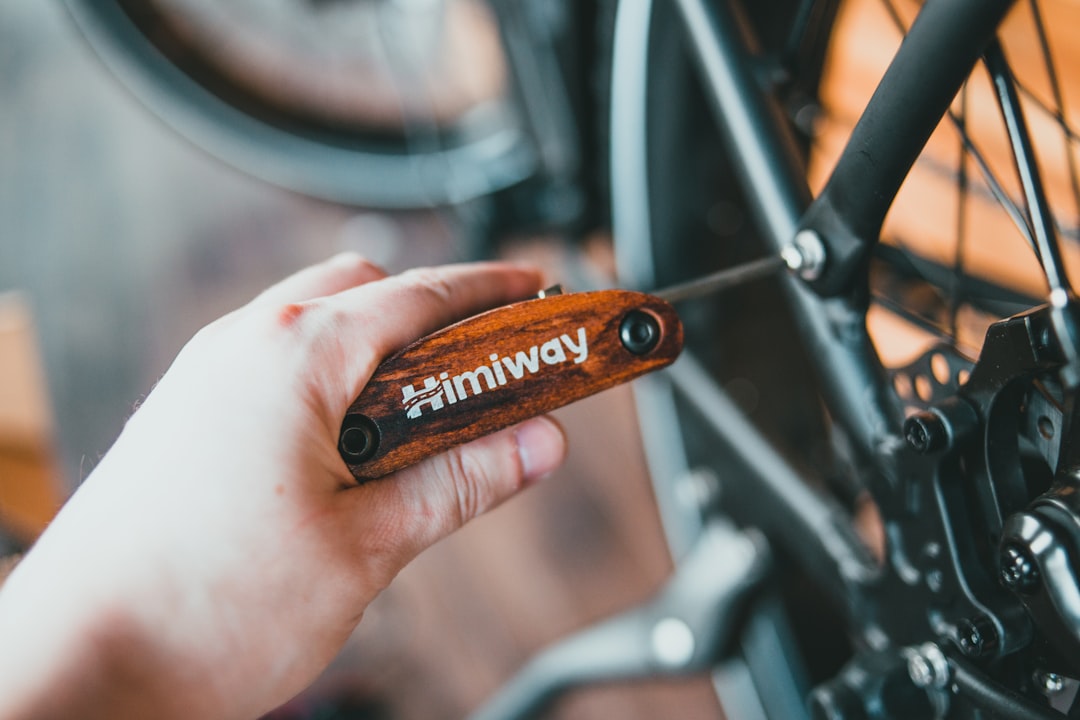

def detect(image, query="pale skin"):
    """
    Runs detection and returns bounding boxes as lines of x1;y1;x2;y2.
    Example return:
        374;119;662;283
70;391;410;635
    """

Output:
0;255;567;720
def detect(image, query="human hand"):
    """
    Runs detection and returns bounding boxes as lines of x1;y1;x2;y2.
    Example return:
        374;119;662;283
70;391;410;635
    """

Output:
0;255;567;720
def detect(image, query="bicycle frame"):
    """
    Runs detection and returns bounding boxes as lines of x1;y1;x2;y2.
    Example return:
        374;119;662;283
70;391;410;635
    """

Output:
474;0;1079;717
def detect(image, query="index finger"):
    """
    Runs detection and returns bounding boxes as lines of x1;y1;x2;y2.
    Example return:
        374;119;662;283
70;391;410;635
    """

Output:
321;262;544;414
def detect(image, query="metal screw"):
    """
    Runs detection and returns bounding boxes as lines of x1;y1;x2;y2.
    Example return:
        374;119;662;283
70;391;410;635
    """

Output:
619;310;661;355
782;229;827;281
999;544;1040;594
904;412;949;454
908;656;933;688
907;643;950;690
651;617;696;668
925;570;944;593
956;616;998;658
1035;670;1065;696
676;468;721;513
339;414;380;464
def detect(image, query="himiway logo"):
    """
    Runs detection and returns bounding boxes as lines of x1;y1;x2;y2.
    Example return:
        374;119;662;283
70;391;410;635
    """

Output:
401;327;588;418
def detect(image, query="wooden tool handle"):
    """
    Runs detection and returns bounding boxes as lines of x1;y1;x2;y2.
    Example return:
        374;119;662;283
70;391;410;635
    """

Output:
338;290;683;482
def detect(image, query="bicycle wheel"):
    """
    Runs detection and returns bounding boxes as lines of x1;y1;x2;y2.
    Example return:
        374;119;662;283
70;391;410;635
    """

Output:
61;0;545;208
614;0;1080;717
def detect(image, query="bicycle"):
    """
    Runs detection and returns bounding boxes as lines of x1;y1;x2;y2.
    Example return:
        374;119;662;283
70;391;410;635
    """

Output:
61;0;1080;717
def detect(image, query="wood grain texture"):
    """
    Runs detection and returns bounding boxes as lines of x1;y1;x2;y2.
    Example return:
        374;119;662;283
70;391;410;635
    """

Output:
339;290;683;481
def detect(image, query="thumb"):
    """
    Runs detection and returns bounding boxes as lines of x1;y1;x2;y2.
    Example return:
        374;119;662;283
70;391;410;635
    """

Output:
342;416;566;568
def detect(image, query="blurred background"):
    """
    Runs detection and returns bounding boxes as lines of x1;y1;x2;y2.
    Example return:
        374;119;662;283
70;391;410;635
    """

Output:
0;2;718;718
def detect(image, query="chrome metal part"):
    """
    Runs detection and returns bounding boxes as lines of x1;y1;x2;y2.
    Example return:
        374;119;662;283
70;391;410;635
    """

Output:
1035;670;1065;697
651;617;696;668
535;284;564;299
906;643;950;690
781;229;827;281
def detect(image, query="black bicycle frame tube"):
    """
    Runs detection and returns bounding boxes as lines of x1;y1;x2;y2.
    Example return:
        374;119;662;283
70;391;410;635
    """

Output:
673;0;904;488
672;0;809;252
802;0;1016;297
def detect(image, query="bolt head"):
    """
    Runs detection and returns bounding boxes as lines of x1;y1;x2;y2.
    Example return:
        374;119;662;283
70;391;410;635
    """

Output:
651;617;696;668
619;310;661;355
999;544;1039;593
956;617;998;658
339;413;381;464
908;654;934;689
904;412;948;454
783;229;827;281
906;643;949;690
925;570;944;593
781;243;805;273
1036;671;1065;696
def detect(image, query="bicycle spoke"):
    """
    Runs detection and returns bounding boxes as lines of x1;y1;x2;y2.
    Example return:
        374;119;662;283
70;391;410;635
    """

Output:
874;244;1041;317
985;40;1071;294
952;120;1037;250
877;0;1035;251
1029;0;1080;228
1016;82;1080;146
1015;80;1080;243
876;0;905;37
870;292;959;347
951;81;970;341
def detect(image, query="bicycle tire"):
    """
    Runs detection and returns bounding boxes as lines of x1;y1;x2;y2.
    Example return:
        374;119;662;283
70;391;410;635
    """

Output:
61;0;539;208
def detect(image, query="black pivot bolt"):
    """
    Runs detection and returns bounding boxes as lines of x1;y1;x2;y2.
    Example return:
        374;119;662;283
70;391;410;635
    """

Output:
904;411;948;454
956;616;998;658
620;310;661;355
999;544;1040;594
339;413;381;464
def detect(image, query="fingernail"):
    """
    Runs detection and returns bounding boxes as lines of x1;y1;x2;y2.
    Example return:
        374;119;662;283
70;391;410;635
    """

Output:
515;416;566;482
504;262;545;285
329;252;388;279
328;251;364;267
